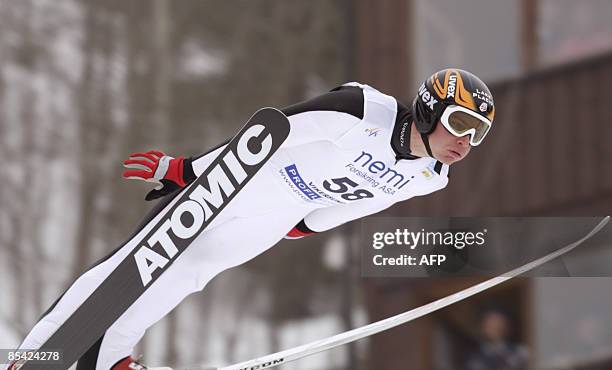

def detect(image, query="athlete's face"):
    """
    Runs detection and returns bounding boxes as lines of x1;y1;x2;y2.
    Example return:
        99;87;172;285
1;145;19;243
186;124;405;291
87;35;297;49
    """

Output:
429;121;471;165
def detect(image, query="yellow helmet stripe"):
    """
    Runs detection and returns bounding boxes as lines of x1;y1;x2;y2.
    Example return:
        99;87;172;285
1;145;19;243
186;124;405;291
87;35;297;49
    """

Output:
433;71;450;99
453;72;477;110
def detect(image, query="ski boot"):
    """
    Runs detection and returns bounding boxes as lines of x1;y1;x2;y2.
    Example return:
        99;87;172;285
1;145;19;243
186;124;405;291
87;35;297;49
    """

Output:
112;356;173;370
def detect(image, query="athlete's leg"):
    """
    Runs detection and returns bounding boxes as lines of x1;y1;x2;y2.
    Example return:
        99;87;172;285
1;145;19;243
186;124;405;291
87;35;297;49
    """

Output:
93;203;309;369
9;193;185;360
12;167;310;370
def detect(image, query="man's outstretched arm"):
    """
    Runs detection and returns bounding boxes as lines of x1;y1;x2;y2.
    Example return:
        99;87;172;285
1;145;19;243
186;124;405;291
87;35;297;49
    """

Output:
123;86;365;200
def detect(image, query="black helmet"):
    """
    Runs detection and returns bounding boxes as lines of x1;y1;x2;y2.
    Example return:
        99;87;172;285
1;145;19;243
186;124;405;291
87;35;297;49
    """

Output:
412;69;495;150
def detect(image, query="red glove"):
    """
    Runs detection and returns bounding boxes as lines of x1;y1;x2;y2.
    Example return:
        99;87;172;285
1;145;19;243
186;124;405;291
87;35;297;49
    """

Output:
285;227;314;239
123;150;187;201
285;220;316;239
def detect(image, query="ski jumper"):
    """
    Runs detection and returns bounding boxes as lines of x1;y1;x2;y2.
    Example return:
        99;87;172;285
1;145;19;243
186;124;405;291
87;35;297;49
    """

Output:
12;83;449;370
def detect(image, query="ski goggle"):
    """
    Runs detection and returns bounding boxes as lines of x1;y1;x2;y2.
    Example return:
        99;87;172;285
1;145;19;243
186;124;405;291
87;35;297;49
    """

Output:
440;105;492;146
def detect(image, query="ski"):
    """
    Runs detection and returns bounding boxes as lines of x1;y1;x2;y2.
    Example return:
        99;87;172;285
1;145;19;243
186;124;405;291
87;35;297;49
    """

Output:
20;108;291;370
190;216;609;370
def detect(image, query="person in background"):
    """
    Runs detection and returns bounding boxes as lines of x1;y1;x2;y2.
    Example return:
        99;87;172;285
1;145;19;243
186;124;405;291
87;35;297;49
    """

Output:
464;310;528;370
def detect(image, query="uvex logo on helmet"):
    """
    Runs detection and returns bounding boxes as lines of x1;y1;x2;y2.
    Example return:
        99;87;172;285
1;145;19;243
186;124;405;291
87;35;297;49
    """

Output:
447;74;457;98
418;83;438;110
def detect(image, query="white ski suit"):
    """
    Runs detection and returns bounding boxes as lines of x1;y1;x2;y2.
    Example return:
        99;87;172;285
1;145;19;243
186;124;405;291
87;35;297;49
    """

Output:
13;83;449;370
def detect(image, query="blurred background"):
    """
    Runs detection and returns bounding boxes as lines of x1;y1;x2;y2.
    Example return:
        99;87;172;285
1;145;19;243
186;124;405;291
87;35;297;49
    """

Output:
1;0;611;369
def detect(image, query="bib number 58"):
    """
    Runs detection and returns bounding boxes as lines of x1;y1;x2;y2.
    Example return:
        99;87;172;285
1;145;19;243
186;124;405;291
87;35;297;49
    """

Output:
323;177;374;201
